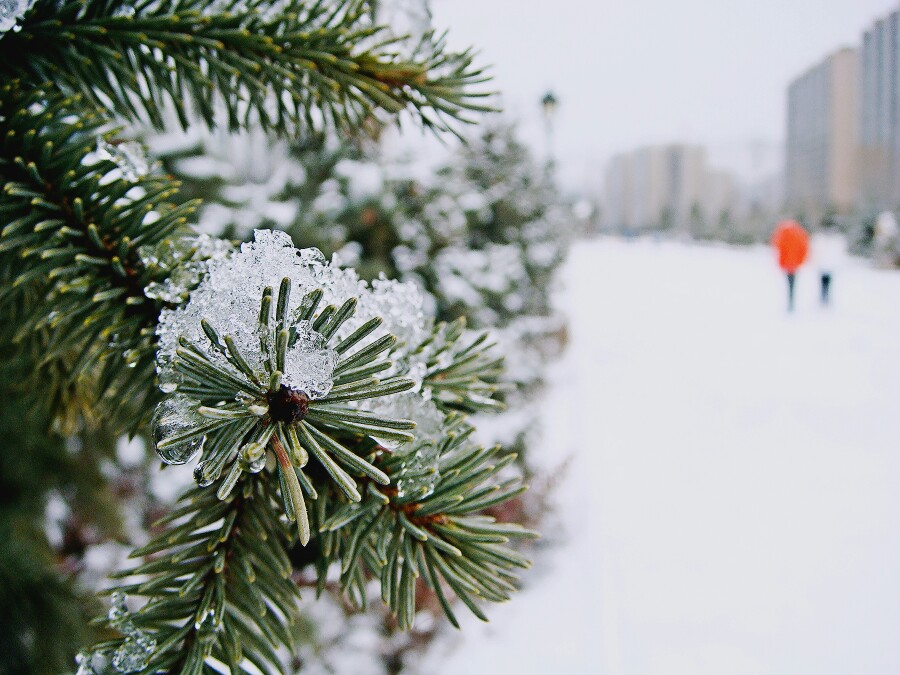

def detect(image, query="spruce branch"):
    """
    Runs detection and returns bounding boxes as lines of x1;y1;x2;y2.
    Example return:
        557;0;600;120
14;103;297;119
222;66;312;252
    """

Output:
145;230;532;634
414;317;507;414
0;82;205;427
82;477;301;674
313;426;536;629
1;0;494;136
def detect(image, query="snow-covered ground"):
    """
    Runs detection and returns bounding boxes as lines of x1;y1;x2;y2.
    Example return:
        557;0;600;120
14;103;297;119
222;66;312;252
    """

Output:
421;237;900;675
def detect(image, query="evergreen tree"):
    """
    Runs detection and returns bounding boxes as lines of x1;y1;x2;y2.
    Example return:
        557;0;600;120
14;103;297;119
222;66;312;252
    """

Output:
0;1;542;673
144;116;570;672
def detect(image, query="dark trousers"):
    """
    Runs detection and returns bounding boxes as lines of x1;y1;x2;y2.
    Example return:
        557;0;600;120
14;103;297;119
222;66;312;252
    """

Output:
786;272;796;311
820;273;832;306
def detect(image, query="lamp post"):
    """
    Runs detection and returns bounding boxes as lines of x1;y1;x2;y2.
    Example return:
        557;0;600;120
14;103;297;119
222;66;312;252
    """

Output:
541;90;558;168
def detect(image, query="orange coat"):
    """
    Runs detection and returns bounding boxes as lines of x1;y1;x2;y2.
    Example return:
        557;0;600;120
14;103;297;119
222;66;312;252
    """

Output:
771;220;809;273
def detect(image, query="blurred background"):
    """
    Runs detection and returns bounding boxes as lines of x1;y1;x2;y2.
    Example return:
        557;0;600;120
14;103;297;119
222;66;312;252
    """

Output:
409;1;900;674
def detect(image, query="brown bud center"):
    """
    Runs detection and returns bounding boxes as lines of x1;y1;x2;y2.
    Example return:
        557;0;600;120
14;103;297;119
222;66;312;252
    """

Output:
266;385;310;424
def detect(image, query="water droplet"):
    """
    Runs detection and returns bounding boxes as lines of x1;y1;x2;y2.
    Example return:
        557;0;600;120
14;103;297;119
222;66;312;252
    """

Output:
194;608;217;633
108;591;130;626
152;229;435;415
193;460;217;487
238;441;266;473
151;396;205;465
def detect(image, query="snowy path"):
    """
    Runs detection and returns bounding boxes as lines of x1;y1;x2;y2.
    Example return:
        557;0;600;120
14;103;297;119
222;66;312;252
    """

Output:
421;238;900;675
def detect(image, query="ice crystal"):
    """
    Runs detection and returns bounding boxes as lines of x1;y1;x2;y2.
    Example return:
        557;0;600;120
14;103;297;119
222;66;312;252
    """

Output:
144;279;187;305
363;393;444;496
283;320;338;396
363;391;444;498
0;0;34;35
401;359;429;394
108;591;130;626
396;442;441;499
112;634;155;673
96;138;152;181
151;395;205;465
94;592;158;673
364;392;443;448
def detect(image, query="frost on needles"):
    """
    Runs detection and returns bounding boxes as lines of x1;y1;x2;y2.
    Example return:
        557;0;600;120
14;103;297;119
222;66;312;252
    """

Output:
156;229;428;393
151;229;458;541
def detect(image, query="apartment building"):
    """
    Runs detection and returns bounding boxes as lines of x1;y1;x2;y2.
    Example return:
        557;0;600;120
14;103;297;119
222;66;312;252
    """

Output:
785;47;859;220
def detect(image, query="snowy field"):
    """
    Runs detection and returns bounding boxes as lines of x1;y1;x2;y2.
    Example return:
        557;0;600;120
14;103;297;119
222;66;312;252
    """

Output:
421;237;900;675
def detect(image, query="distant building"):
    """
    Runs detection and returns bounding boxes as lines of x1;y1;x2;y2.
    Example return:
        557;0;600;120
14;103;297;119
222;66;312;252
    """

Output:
705;170;738;223
860;8;900;211
604;153;637;231
604;144;735;234
785;47;859;221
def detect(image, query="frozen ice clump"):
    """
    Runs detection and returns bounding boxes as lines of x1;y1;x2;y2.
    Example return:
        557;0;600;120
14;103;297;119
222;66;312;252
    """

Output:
156;229;432;401
157;230;425;379
111;633;155;673
151;395;205;465
74;579;160;672
355;275;428;351
142;233;234;305
80;592;158;674
362;392;445;497
283;320;339;398
156;229;332;380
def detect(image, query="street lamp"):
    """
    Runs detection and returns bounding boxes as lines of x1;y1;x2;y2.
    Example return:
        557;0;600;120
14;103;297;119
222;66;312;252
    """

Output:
541;91;558;121
540;90;558;167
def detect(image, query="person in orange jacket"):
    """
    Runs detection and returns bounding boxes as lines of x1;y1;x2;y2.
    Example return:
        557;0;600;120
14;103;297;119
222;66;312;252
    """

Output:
771;219;809;312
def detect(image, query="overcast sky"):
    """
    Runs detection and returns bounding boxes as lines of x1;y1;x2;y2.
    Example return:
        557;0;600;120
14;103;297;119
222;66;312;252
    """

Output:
428;0;899;190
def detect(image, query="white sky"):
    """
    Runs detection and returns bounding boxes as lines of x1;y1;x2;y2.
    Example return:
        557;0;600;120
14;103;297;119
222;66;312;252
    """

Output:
428;0;900;190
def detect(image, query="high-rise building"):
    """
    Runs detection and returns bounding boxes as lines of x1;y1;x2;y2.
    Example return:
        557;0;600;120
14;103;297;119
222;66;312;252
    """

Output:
604;144;734;233
860;8;900;210
785;47;859;221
